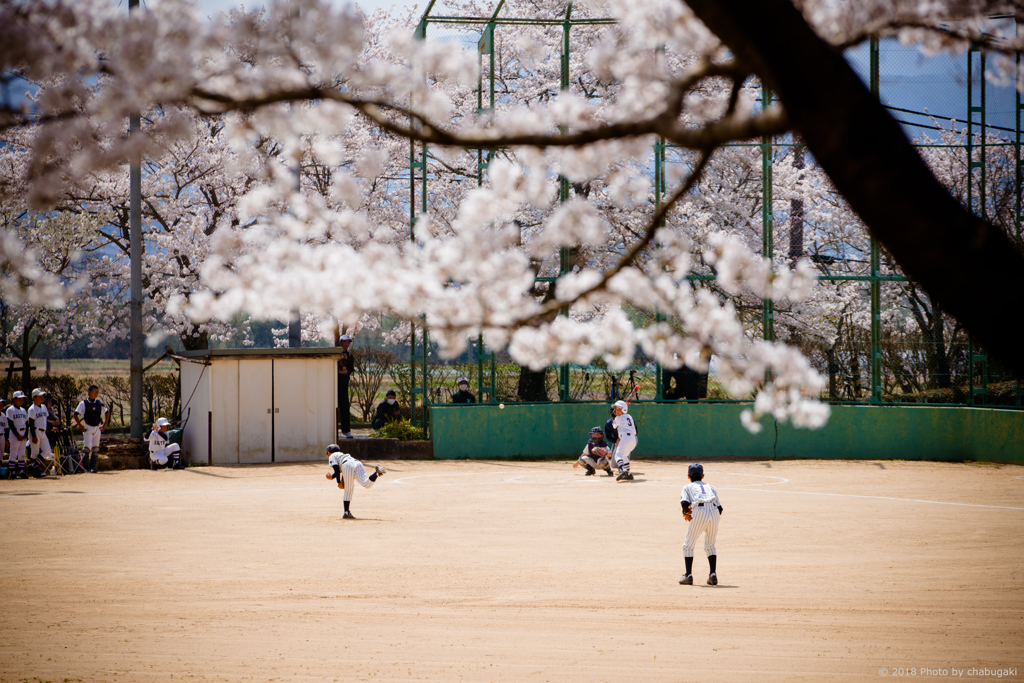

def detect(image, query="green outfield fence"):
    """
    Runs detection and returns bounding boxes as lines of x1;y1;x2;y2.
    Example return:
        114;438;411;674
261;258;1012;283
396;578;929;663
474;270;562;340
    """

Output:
430;403;1024;464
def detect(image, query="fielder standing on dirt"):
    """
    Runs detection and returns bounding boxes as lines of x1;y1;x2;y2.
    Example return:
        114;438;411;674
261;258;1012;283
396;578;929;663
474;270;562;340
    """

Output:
5;392;28;479
679;463;722;586
325;444;386;519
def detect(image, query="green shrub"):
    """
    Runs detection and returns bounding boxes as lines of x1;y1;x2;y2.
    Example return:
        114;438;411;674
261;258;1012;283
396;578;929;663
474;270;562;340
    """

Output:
369;419;427;441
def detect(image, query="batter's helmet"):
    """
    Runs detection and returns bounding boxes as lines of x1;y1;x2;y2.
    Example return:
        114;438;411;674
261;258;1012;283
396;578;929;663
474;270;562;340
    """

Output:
688;463;704;480
326;444;342;454
613;400;628;413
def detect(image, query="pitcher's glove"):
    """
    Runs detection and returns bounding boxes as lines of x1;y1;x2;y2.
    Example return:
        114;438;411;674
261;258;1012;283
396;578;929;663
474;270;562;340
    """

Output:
684;512;692;521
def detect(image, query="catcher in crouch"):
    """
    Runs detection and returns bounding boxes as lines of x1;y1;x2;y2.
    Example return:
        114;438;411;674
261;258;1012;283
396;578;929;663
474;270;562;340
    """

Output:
573;426;615;476
325;444;387;519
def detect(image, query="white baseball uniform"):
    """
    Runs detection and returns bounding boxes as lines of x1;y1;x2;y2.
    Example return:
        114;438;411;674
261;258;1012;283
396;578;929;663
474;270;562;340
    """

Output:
74;398;109;449
27;403;53;461
0;409;7;461
6;404;28;466
148;429;180;467
611;412;638;472
681;480;722;558
329;452;376;503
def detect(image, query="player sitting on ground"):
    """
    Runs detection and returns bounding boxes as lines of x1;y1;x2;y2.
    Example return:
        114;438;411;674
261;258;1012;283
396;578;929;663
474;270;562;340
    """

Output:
148;418;182;470
324;444;386;519
573;426;615;476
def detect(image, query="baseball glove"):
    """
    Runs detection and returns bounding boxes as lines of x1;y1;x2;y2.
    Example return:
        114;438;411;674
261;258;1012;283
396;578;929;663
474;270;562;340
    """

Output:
338;479;345;490
684;512;692;522
592;447;609;457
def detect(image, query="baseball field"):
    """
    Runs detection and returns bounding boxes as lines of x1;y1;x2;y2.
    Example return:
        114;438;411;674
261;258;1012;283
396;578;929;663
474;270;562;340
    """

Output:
1;459;1022;682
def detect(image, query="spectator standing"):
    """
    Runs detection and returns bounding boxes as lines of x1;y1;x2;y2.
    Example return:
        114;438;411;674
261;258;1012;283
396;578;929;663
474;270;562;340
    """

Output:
452;376;476;404
337;334;354;439
371;390;403;430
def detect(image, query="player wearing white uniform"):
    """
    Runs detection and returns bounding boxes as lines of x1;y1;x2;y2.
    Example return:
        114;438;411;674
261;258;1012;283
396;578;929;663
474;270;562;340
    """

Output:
6;392;29;479
0;398;8;471
148;417;182;469
27;389;55;477
610;400;638;481
679;463;722;586
74;385;110;473
325;444;386;519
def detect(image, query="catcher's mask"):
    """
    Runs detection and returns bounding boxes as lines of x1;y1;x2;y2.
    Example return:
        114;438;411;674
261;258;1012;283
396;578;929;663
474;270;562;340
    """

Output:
590;426;603;436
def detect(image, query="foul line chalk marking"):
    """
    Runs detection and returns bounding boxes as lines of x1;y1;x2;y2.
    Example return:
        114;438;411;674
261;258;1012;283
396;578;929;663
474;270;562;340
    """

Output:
726;486;1024;511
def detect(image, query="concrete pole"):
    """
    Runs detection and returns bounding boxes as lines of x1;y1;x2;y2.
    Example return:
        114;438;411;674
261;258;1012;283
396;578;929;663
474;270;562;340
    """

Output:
129;0;144;438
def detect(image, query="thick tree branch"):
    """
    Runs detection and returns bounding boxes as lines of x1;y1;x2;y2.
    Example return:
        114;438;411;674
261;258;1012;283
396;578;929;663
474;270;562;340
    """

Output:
685;0;1024;378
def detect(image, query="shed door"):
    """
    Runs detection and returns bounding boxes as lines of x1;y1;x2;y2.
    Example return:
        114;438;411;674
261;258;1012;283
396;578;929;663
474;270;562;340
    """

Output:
273;358;335;462
238;359;273;464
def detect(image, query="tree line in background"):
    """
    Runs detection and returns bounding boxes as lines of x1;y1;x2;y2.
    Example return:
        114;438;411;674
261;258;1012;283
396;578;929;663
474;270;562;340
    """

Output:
3;0;1023;434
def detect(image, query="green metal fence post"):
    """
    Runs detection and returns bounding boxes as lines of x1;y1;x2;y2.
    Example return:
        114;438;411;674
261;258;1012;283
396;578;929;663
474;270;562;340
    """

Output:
557;3;574;402
869;37;882;403
967;46;989;406
761;83;775;343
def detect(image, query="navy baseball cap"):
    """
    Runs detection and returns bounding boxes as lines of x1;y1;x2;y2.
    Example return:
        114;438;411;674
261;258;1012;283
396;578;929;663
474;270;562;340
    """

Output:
688;463;704;479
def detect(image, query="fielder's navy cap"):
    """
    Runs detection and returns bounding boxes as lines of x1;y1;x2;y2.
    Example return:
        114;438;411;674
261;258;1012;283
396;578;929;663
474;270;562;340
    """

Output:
688;463;704;479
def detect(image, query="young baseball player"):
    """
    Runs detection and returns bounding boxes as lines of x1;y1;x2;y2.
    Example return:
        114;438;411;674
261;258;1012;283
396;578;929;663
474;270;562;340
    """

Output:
679;463;723;586
148;417;182;470
573;426;615;476
610;400;638;481
6;391;28;479
73;385;110;473
324;444;386;519
27;388;55;477
0;397;8;470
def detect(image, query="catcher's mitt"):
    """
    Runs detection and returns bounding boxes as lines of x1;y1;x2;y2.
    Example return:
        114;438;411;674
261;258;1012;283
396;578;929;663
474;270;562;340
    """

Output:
592;447;609;457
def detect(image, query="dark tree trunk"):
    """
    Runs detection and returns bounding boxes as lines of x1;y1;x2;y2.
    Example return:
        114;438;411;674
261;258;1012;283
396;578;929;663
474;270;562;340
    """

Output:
516;367;549;402
685;0;1024;380
180;325;209;351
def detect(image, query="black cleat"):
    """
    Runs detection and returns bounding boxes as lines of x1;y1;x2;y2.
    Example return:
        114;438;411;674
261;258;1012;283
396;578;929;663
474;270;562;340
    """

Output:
604;467;614;476
707;573;718;586
584;466;596;476
679;574;693;585
342;511;355;519
616;471;628;481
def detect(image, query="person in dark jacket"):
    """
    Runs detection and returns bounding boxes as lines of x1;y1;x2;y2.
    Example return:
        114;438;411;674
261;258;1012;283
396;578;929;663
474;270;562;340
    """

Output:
337;335;355;438
452;376;475;404
371;390;403;430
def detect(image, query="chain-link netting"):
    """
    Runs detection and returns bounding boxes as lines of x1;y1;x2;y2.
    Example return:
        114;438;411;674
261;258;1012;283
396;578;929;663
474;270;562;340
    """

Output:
4;3;1022;430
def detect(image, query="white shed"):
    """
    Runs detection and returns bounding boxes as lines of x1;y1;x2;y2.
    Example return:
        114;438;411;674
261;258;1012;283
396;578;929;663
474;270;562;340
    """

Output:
178;348;343;465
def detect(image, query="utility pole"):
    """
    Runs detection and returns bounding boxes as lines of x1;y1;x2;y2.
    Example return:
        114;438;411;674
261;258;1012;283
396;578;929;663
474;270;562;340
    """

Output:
129;0;144;438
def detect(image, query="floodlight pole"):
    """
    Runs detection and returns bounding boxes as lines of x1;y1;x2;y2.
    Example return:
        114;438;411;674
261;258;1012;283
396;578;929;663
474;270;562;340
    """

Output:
129;0;144;439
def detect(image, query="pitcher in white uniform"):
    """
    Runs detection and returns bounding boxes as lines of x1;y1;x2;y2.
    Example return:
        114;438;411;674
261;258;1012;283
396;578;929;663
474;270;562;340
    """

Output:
325;444;386;519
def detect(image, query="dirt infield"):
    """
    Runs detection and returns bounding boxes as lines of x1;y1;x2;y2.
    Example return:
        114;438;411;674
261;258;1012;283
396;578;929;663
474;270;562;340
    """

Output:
1;459;1022;683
